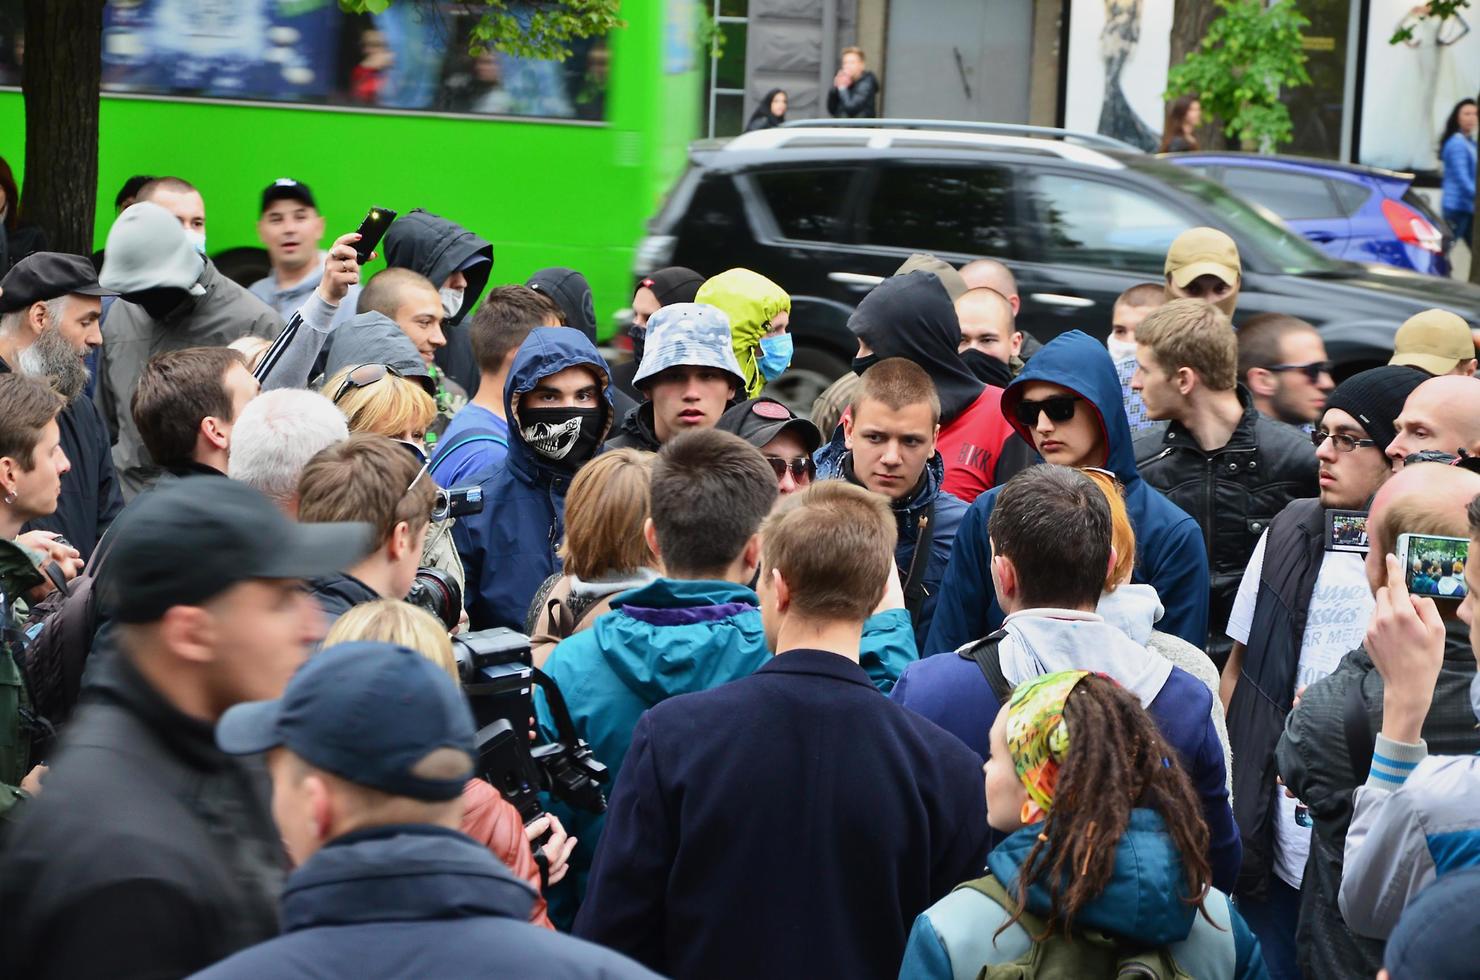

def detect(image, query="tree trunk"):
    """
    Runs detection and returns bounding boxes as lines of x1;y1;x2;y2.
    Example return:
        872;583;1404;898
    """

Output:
1168;0;1224;150
21;0;107;256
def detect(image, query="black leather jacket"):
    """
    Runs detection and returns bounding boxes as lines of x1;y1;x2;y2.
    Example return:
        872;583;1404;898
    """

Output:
1133;388;1318;663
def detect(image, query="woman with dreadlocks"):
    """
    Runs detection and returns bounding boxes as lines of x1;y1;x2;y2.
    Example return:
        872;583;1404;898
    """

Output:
898;671;1268;979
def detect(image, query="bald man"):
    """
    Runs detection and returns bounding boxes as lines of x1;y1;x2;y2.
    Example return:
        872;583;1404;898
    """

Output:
957;258;1019;314
954;287;1019;387
1278;462;1480;979
1387;375;1480;467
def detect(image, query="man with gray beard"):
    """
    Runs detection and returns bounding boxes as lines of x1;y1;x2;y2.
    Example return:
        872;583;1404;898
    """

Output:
0;253;124;559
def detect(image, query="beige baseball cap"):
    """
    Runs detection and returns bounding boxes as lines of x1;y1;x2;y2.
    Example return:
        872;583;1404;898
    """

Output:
1389;309;1477;376
1165;227;1241;289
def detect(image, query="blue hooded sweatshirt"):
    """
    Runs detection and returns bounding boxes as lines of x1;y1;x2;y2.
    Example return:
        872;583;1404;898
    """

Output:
899;809;1268;980
815;432;967;648
923;330;1209;655
452;327;612;631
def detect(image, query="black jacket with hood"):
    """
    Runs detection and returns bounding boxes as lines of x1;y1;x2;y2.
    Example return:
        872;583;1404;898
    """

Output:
383;208;492;393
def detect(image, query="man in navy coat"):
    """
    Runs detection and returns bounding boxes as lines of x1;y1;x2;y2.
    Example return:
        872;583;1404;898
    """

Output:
575;482;989;980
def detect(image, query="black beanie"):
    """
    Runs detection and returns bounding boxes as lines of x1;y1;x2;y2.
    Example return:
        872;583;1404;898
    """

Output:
1324;365;1428;451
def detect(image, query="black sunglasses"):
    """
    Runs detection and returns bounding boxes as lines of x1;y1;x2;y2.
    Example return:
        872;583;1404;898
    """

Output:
765;456;815;482
1268;361;1334;383
1311;428;1377;453
1013;395;1080;428
331;362;404;405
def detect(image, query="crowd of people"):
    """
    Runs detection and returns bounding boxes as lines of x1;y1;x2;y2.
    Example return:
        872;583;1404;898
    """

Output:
0;169;1477;980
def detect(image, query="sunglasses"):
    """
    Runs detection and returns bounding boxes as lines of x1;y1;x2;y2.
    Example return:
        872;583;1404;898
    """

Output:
1013;395;1080;428
765;456;815;482
331;362;404;404
1268;361;1334;383
1311;428;1376;453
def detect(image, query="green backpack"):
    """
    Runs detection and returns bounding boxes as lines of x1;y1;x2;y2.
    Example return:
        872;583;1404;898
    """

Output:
957;875;1195;980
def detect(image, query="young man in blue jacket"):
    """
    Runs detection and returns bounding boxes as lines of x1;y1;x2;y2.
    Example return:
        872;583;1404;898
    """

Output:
575;481;985;980
892;464;1239;893
925;329;1209;655
452;326;611;630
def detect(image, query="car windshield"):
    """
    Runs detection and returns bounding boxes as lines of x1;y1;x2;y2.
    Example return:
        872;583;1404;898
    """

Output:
1140;161;1349;277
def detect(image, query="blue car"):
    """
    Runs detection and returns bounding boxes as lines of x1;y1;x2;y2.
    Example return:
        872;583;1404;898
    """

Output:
1166;152;1453;277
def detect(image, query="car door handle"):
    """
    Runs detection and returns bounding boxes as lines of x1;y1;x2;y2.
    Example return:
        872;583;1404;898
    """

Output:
1029;293;1096;309
829;272;885;287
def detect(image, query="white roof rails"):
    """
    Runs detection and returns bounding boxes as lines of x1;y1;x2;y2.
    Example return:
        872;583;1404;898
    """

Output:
725;120;1127;169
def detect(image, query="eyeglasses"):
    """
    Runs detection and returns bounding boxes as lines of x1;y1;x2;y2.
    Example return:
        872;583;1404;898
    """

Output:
331;362;403;404
765;456;815;482
1311;428;1377;453
1013;396;1080;428
1267;361;1334;382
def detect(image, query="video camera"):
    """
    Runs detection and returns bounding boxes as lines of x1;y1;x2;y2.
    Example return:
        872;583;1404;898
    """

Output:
452;627;608;822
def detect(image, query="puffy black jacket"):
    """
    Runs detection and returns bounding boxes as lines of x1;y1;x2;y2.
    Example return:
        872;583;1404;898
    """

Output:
826;70;879;118
1134;388;1317;664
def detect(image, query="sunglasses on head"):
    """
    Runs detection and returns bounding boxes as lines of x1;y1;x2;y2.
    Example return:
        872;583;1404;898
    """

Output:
1267;361;1334;383
765;456;815;481
1013;395;1080;428
332;362;404;405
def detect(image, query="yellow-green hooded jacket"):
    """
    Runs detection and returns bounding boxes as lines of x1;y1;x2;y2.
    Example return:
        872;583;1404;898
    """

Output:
695;269;790;398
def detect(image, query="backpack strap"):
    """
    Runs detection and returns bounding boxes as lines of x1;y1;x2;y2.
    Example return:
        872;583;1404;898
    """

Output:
901;500;936;622
953;874;1050;941
958;629;1015;705
430;429;508;481
1343;677;1375;781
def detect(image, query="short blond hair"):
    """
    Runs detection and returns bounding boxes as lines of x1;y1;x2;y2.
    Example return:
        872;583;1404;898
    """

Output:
322;366;436;439
1136;298;1237;391
559;448;656;580
761;481;895;621
325;598;458;684
841;45;865;60
1083;469;1136;590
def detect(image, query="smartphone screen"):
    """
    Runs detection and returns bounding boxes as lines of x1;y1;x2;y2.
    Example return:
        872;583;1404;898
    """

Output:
1398;533;1470;599
353;206;397;264
1327;510;1370;554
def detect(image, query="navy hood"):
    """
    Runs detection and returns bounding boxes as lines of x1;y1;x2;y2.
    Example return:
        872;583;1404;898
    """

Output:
848;271;984;423
504;327;614;474
1001;329;1139;486
280;825;535;932
383;208;492;326
320;311;436;396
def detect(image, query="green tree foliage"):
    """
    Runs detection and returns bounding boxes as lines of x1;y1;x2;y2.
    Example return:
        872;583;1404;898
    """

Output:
1166;0;1311;153
338;0;623;60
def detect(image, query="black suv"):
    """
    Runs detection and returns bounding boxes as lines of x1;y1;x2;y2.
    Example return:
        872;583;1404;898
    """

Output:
638;122;1480;406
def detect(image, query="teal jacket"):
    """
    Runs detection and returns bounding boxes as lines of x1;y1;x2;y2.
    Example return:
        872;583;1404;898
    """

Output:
899;809;1267;980
536;576;918;922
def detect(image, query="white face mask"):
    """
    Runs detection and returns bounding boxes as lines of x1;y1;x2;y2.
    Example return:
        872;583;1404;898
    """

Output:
440;287;464;320
1107;337;1138;363
185;229;207;256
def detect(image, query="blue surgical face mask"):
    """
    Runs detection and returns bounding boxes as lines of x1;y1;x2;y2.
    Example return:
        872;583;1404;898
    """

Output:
1470;671;1480;726
185;229;207;256
757;332;794;381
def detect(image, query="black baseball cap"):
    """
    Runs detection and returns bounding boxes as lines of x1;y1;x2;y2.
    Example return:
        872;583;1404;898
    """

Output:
99;477;374;624
261;178;317;214
216;641;476;801
0;252;116;314
716;397;822;454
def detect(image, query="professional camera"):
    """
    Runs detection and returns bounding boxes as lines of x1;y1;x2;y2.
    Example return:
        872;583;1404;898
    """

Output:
452;627;608;822
406;567;462;630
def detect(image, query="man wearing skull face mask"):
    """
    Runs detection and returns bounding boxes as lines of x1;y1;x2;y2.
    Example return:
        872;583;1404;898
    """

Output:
452;326;613;630
96;202;282;497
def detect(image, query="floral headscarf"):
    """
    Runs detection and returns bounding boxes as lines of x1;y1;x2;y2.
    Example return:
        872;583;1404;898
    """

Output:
1004;670;1091;817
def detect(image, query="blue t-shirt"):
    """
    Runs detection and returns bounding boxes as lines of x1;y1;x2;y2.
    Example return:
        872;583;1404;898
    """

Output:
432;404;509;487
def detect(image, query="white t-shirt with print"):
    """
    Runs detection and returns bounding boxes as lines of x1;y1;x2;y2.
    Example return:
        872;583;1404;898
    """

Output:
1227;530;1374;888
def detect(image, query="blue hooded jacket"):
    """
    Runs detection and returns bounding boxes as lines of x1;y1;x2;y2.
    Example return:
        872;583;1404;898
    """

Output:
189;824;659;980
899;809;1267;980
923;330;1209;655
452;327;612;631
815;431;967;648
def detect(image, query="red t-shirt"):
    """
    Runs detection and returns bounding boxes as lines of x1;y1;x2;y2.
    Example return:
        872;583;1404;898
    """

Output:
936;386;1014;503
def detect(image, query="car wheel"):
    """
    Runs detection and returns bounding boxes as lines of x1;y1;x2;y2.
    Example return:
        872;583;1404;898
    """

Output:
213;247;272;289
763;344;850;415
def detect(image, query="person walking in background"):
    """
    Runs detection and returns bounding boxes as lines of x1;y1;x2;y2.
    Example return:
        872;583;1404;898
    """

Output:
1160;94;1203;152
1439;98;1477;248
0;155;48;276
746;88;787;132
827;47;879;119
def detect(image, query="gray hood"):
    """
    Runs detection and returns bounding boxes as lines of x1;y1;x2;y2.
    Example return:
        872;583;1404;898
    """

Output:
320;311;435;395
99;202;206;295
1096;583;1166;648
996;609;1173;707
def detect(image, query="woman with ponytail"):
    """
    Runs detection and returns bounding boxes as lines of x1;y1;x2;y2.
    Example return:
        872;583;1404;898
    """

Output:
899;671;1268;978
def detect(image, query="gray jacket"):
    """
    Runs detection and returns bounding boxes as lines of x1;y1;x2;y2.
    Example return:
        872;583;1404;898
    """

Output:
96;260;282;496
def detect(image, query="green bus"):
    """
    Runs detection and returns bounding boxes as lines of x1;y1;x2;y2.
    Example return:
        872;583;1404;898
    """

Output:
0;0;702;340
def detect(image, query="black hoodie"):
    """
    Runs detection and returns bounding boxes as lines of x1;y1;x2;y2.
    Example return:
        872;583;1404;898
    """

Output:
383;209;493;392
847;271;984;424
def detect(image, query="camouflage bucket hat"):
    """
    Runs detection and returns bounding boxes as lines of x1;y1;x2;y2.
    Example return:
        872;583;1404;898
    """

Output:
633;302;747;390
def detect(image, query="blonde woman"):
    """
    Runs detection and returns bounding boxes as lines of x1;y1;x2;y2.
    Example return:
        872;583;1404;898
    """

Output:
325;599;576;930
